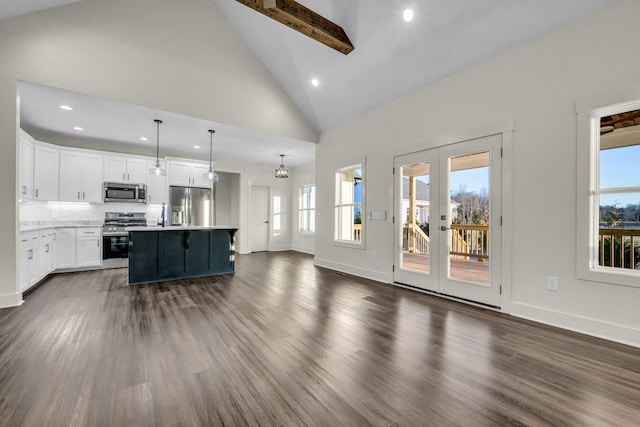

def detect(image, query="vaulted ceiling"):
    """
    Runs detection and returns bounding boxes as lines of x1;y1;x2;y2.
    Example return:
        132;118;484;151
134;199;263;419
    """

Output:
216;0;619;132
1;0;621;161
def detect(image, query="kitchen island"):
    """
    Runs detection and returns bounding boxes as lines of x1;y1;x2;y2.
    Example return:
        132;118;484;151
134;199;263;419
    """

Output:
126;226;237;284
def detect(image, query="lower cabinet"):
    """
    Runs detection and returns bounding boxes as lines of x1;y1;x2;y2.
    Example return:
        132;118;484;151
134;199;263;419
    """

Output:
20;227;103;293
19;231;39;292
56;228;76;269
76;228;102;268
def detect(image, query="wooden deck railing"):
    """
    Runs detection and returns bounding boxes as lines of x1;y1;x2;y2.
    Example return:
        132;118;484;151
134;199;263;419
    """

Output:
353;224;361;241
599;228;640;270
402;224;430;254
450;224;489;262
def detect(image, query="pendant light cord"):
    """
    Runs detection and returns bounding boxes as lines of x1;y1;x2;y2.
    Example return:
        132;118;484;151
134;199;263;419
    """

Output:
154;119;162;164
209;129;215;172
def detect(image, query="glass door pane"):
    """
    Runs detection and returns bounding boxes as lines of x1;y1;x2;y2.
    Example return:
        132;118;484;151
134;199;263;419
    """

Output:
401;162;432;274
448;151;490;285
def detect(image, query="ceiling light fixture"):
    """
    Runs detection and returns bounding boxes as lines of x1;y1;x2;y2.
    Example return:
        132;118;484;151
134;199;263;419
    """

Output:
194;145;200;149
403;9;414;22
59;105;72;111
73;126;84;131
311;78;319;87
203;130;219;182
275;154;289;179
148;119;167;176
139;137;148;141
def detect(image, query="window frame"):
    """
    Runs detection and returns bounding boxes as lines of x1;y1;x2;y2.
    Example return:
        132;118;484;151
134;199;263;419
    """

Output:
334;160;365;249
577;95;640;287
298;184;315;234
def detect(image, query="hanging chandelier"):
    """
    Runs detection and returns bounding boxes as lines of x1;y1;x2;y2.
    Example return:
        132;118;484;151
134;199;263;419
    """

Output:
275;154;289;178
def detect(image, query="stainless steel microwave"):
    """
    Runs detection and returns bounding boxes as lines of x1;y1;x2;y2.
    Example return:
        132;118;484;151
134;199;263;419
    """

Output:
103;182;147;203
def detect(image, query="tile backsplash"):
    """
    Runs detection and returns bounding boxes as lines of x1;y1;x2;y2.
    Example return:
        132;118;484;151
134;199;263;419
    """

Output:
20;201;166;228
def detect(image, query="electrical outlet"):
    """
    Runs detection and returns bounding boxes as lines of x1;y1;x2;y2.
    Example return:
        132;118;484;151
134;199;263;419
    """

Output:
546;276;558;291
370;251;377;260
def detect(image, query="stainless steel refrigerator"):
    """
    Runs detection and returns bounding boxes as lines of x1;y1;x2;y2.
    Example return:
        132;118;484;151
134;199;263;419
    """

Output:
169;186;215;226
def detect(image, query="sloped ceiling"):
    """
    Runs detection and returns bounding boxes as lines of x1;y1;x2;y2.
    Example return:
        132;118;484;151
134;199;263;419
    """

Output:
217;0;619;132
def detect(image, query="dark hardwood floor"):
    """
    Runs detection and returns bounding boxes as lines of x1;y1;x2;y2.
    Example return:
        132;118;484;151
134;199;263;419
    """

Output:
1;251;639;426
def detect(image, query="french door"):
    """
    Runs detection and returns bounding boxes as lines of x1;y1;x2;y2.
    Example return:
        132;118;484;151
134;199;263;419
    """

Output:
393;134;502;307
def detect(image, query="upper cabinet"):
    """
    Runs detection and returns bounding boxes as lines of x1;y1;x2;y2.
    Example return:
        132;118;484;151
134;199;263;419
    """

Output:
168;160;212;188
104;157;147;184
147;160;167;204
59;151;103;203
33;145;59;201
19;134;34;200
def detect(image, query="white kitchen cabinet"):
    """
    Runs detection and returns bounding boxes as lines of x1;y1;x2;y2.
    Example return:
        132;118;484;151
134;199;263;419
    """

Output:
55;228;76;269
19;135;34;200
38;230;54;278
168;160;213;188
104;157;147;184
19;231;40;292
147;160;167;204
76;228;102;268
59;151;103;202
34;145;59;201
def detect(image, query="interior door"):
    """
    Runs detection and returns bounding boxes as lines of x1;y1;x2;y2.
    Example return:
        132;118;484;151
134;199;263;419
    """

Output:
394;134;502;307
250;185;269;252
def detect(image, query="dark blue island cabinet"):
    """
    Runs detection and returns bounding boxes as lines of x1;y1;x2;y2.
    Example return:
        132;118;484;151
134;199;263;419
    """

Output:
127;227;237;284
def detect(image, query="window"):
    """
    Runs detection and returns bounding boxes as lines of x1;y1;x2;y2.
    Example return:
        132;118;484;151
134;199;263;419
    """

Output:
273;195;281;234
577;97;640;287
335;164;363;244
595;108;640;272
299;185;315;233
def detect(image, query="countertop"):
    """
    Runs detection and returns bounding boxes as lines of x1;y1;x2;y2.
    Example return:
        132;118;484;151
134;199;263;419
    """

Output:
126;225;239;232
20;221;103;232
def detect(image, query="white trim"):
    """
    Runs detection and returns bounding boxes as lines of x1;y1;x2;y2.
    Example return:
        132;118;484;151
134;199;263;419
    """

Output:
314;257;391;283
0;292;24;308
500;130;514;312
292;246;314;255
509;301;640;349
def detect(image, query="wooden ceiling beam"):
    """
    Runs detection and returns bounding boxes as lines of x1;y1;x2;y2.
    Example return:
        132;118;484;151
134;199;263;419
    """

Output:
235;0;354;55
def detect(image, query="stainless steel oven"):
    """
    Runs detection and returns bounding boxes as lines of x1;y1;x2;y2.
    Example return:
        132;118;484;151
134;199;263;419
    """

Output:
102;212;147;268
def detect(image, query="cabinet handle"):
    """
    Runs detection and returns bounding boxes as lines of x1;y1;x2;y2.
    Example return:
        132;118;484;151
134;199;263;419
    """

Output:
97;240;100;247
83;192;85;200
78;191;81;200
28;249;33;260
123;173;126;181
127;173;130;181
46;244;50;253
35;189;38;198
22;186;27;195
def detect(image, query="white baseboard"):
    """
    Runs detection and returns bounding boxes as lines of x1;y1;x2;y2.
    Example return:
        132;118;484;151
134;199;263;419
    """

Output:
509;301;640;349
314;257;391;283
291;246;314;255
0;292;24;309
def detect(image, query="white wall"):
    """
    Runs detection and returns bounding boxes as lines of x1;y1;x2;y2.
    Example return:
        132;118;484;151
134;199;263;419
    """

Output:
215;171;241;227
315;0;640;347
0;0;317;307
290;161;316;255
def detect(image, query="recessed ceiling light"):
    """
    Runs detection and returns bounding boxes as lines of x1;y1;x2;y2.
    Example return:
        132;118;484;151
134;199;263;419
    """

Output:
311;78;319;87
73;126;84;131
403;9;414;22
194;145;200;149
139;137;148;141
59;105;73;111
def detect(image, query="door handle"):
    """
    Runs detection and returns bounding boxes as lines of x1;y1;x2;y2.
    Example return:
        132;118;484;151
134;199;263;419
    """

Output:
264;221;269;224
440;226;450;231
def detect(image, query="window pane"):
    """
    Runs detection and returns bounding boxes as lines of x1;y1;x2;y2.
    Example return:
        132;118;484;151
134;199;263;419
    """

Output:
599;193;640;227
310;186;316;209
600;143;640;188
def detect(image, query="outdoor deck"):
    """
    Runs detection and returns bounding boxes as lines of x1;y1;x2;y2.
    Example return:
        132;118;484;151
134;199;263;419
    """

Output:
401;252;489;284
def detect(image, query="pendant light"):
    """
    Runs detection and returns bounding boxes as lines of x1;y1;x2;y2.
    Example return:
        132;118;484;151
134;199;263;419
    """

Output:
275;154;289;178
148;119;167;176
203;129;219;182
